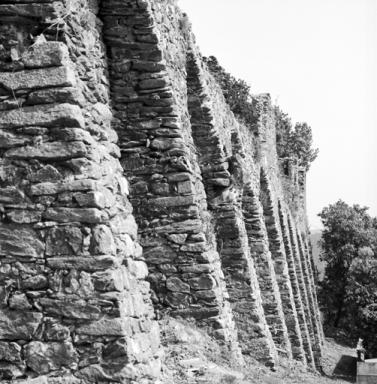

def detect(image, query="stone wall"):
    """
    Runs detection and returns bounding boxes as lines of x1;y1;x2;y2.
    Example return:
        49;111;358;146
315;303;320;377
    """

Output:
0;1;160;382
0;0;324;381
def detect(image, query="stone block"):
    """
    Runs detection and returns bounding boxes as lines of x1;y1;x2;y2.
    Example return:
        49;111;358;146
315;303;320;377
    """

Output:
0;103;85;129
46;226;83;256
0;131;31;149
90;225;116;255
0;310;42;339
30;179;98;196
0;187;28;205
27;87;84;105
149;195;195;208
0;225;44;258
43;208;108;223
21;42;69;69
143;245;177;264
47;255;119;271
38;298;101;320
0;342;22;363
0;3;62;19
166;276;190;293
188;275;217;290
0;66;76;92
6;209;42;224
5;141;87;160
76;318;124;336
24;341;78;374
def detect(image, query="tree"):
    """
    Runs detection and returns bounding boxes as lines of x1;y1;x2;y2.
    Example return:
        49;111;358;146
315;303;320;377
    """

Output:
290;123;319;170
318;200;377;329
274;108;318;170
344;250;377;354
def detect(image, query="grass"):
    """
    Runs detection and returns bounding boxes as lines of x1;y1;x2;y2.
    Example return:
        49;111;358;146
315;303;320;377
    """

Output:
160;317;357;384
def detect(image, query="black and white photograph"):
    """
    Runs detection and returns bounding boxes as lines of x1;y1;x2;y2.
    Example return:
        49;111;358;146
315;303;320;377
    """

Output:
0;0;376;383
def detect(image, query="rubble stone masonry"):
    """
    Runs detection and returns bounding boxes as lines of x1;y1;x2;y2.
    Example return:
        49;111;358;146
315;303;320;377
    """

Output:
0;0;323;382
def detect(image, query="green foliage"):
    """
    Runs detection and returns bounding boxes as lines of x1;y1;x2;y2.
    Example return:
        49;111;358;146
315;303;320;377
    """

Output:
204;56;255;126
275;107;318;170
319;200;377;353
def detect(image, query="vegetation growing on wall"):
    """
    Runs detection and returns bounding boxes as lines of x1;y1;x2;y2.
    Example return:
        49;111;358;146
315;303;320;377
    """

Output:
274;107;319;170
204;55;255;127
205;56;318;170
318;200;377;354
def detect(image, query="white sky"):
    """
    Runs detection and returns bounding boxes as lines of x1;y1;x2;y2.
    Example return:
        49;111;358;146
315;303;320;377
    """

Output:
178;0;377;229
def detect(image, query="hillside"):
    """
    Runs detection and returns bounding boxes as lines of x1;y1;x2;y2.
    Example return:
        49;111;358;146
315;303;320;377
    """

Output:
161;318;356;384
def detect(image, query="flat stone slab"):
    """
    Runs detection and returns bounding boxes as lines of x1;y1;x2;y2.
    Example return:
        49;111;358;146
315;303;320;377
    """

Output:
43;207;108;223
0;224;44;258
0;309;42;340
21;41;69;69
0;3;61;19
0;65;76;92
5;141;87;160
0;103;84;129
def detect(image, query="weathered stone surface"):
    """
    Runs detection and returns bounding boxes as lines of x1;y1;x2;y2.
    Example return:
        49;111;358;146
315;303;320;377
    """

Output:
0;225;44;258
46;226;83;256
0;310;42;339
28;87;84;105
0;104;85;129
188;275;217;290
0;362;24;380
47;255;119;271
149;195;195;207
6;209;42;224
30;179;98;195
0;4;61;18
5;141;87;160
21;42;69;69
9;293;32;310
0;66;76;92
76;318;124;336
166;276;190;293
24;341;78;374
0;131;31;149
90;225;116;255
38;298;100;320
0;342;22;363
43;207;108;223
22;275;48;290
0;187;28;205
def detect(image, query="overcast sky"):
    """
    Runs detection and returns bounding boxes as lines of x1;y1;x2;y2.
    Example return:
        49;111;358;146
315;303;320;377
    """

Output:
178;0;377;229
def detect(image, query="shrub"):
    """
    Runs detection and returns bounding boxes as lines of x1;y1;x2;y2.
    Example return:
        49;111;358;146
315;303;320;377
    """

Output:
204;55;254;127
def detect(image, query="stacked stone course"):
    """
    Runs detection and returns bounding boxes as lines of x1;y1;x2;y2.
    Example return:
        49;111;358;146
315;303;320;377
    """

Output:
0;0;324;382
0;1;160;382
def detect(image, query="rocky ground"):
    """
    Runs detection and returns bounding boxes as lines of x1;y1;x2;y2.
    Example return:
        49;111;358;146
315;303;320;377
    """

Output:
160;318;356;383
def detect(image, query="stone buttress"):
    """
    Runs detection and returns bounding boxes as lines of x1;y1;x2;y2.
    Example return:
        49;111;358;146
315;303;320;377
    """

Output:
185;47;278;367
100;0;242;360
0;1;160;382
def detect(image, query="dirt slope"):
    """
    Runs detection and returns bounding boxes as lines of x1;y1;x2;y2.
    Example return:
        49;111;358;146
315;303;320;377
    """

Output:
161;318;356;383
